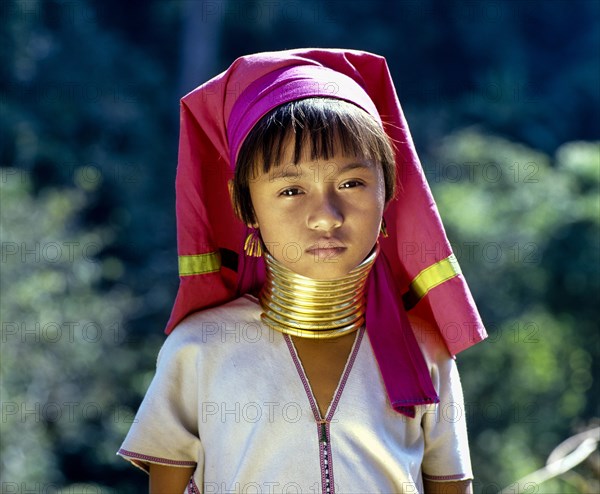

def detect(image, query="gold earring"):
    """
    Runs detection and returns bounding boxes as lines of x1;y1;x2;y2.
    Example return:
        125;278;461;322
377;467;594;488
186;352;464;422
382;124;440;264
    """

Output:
244;228;263;257
380;218;389;238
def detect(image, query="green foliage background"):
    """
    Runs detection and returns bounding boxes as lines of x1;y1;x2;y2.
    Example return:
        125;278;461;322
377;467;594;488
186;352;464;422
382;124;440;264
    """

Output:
1;1;598;492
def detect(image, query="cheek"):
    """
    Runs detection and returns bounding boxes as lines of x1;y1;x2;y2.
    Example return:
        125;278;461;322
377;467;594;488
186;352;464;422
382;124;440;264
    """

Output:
376;175;387;210
250;198;291;243
361;186;386;237
360;184;386;218
254;200;288;228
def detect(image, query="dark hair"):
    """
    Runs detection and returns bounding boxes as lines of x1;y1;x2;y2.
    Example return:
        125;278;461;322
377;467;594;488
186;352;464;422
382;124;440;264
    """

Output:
232;98;396;225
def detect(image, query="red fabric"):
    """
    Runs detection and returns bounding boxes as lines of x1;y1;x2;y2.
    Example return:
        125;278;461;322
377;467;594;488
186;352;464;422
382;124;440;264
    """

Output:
227;65;381;166
166;49;487;416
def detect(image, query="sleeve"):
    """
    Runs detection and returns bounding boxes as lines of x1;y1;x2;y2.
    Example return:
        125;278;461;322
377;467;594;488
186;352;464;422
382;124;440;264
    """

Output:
117;330;203;474
420;349;473;482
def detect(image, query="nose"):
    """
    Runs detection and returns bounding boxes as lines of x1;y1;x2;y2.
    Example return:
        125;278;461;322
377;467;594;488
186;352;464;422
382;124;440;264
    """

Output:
307;192;343;232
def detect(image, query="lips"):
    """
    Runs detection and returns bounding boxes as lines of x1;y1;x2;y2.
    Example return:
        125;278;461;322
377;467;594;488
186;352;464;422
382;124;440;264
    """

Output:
306;238;346;252
306;239;347;261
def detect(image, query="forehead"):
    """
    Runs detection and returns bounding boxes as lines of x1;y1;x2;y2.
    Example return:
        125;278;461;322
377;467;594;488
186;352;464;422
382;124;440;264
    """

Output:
287;131;360;157
252;131;377;175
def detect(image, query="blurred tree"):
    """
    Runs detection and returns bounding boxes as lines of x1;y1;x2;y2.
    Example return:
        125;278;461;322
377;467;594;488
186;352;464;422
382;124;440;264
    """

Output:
1;0;182;338
0;170;159;490
429;132;599;492
178;0;223;95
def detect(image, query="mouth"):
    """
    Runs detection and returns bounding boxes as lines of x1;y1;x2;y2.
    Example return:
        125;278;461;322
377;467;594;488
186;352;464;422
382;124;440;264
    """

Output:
306;240;347;261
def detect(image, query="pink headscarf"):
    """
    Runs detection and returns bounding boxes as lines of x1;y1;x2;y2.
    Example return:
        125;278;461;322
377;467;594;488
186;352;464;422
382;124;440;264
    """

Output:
168;48;487;417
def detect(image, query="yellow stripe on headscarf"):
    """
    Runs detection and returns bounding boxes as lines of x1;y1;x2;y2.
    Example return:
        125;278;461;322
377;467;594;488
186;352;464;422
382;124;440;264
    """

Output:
178;252;221;276
403;254;461;309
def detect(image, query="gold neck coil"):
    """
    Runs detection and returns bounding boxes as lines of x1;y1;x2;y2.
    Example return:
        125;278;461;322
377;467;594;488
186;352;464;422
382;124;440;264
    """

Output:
259;244;379;339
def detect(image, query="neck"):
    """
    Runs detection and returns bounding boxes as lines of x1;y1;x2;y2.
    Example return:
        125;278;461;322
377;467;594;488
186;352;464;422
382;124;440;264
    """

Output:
259;244;378;339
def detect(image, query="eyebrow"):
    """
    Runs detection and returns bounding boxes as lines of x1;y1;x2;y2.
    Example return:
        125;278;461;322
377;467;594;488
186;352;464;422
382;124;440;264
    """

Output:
338;161;374;173
267;165;302;180
267;160;374;181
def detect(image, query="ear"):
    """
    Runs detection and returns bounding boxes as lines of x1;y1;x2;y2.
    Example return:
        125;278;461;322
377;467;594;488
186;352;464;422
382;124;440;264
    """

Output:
383;192;398;212
227;179;235;205
228;179;258;229
227;179;238;217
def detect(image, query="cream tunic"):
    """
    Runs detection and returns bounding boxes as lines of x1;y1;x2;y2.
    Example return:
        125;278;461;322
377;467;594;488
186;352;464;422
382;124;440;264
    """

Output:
118;295;472;493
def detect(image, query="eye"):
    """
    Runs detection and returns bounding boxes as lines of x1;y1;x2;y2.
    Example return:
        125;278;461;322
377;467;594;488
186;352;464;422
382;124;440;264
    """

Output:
279;187;303;197
339;180;364;189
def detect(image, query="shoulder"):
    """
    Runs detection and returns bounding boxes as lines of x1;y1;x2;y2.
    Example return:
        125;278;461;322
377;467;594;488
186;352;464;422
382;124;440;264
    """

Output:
157;296;262;364
174;295;261;336
407;313;461;395
408;314;452;364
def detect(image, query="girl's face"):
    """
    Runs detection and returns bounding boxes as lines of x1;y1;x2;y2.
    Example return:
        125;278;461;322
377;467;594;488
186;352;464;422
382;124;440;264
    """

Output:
248;139;386;280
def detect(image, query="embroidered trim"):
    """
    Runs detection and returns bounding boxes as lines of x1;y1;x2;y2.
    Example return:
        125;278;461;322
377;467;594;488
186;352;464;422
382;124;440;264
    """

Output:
284;328;365;494
323;424;334;494
284;336;320;418
179;252;221;276
327;327;364;420
117;448;197;468
188;477;201;493
403;254;461;310
422;472;469;481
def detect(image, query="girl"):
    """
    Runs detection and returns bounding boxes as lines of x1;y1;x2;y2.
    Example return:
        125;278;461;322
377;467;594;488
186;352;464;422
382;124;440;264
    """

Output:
118;49;487;494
